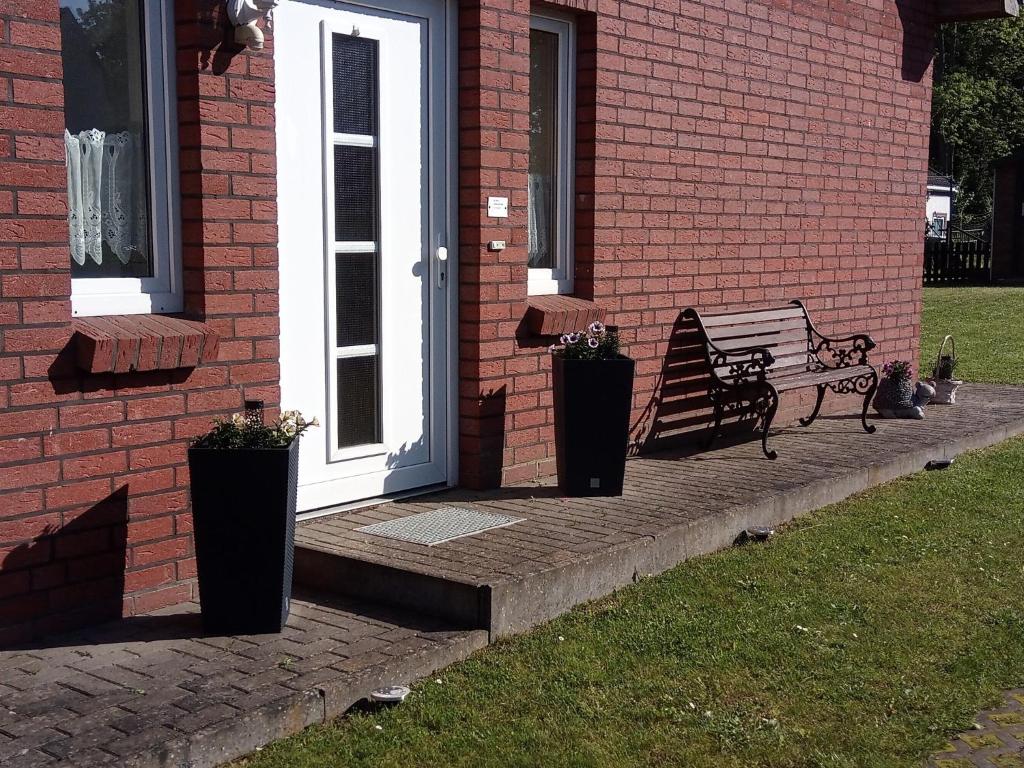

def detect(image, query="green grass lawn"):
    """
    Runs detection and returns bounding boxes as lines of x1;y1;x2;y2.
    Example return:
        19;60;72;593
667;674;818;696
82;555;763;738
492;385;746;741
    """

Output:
242;436;1024;768
239;287;1024;767
920;287;1024;384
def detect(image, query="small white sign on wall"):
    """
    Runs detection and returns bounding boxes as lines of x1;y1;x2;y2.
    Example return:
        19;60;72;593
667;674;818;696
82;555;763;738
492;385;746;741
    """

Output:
487;196;509;218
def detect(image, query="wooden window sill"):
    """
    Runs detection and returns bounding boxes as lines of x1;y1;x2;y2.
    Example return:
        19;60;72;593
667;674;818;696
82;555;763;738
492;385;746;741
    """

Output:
73;315;219;374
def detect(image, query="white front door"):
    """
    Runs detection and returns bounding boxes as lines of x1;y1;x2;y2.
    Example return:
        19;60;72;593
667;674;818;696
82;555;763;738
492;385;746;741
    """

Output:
276;0;452;512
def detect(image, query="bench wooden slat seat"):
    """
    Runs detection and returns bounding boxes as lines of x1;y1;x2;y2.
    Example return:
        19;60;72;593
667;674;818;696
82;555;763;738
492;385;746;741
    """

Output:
682;300;879;459
772;364;876;392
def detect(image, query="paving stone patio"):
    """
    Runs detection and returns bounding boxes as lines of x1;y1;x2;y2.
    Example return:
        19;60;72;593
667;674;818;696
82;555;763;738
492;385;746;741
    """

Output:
297;384;1024;637
1;384;1022;767
929;691;1024;768
0;592;486;768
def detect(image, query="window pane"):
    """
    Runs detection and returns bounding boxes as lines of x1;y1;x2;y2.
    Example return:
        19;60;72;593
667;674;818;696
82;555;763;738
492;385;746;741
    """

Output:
334;145;379;243
60;0;152;278
333;35;378;136
336;252;378;348
337;356;381;448
528;28;559;270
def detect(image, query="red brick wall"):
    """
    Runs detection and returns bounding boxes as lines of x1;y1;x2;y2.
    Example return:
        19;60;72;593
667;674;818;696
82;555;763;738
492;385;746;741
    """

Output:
0;0;279;644
1;0;937;638
458;0;936;486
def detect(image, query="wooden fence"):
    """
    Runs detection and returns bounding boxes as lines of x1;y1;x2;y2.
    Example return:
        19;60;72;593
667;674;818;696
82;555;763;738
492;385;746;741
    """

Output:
923;238;992;285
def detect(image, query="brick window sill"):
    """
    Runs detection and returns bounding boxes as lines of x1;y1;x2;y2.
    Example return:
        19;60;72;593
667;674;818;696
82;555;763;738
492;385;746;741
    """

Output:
73;315;219;374
524;296;607;336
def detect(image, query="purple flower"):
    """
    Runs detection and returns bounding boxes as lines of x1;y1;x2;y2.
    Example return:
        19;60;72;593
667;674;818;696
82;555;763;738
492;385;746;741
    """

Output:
588;321;606;335
588;337;599;349
567;332;581;344
882;359;912;381
560;334;571;345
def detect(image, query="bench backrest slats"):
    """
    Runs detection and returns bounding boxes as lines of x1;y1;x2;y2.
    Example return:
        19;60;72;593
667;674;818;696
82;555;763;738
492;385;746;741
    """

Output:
700;306;805;328
711;328;807;352
687;303;815;381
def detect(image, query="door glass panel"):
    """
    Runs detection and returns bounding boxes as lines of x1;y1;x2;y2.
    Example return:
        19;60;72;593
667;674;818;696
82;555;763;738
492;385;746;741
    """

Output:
333;35;378;136
332;31;382;452
335;252;377;348
333;144;379;243
337;356;381;447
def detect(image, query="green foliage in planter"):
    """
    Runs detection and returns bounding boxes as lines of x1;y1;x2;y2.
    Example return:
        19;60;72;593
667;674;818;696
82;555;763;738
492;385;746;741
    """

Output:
551;322;622;361
934;354;959;381
881;359;913;383
192;410;318;450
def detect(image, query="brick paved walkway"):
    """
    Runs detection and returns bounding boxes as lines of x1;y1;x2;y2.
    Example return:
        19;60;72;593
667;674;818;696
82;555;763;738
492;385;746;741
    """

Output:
2;384;1023;767
929;691;1024;767
0;591;486;768
297;384;1024;636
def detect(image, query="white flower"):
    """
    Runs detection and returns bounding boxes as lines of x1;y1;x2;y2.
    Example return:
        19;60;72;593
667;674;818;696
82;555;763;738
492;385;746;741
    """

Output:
587;337;599;349
567;332;581;344
560;334;571;345
589;321;606;335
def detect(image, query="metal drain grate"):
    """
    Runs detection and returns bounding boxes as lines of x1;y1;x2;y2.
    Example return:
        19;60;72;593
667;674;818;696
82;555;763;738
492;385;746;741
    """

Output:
356;507;523;546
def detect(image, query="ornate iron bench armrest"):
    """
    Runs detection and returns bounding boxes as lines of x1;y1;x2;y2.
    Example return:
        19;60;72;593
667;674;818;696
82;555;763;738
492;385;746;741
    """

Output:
789;299;875;368
706;342;776;386
811;332;876;368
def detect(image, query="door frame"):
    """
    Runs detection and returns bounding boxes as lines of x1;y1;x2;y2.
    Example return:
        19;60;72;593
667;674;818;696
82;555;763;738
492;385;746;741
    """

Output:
277;0;460;518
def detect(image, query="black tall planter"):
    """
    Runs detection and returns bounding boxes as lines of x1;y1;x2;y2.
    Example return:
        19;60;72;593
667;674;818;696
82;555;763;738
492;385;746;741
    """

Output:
187;440;298;634
553;354;636;497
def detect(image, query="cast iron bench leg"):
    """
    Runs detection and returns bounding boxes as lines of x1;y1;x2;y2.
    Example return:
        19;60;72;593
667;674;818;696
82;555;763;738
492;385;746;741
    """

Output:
799;384;827;427
861;370;878;434
705;396;724;450
761;385;780;460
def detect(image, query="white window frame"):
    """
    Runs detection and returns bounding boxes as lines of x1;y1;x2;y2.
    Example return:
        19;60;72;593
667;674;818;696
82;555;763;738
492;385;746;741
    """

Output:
70;0;182;317
528;12;576;297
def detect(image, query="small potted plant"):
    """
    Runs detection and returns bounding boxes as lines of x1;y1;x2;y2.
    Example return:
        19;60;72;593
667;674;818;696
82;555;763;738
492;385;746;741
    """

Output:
188;402;318;634
551;322;635;497
928;335;962;405
874;359;918;417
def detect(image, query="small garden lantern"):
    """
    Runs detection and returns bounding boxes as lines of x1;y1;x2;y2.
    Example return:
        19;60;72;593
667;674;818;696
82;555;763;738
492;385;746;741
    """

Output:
928;335;962;405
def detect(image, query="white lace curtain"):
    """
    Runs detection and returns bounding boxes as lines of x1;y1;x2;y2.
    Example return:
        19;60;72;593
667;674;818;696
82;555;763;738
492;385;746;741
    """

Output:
65;129;148;267
527;172;553;268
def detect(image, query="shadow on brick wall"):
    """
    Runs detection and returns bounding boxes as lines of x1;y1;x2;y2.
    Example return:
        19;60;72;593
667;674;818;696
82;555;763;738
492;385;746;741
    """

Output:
896;0;937;83
460;386;507;490
631;312;758;456
195;0;246;77
0;488;129;648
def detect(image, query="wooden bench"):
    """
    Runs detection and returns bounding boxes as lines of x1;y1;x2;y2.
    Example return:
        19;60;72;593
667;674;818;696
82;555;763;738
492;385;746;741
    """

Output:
682;300;878;459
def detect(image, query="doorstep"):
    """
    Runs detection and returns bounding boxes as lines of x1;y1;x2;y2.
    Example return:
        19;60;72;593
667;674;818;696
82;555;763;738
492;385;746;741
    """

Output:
294;384;1024;639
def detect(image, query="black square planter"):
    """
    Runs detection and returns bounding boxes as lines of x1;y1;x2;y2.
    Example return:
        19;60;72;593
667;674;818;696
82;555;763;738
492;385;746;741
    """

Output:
187;439;298;635
552;354;636;497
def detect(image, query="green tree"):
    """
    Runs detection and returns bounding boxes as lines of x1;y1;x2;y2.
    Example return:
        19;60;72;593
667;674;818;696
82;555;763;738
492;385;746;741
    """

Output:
931;14;1024;227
